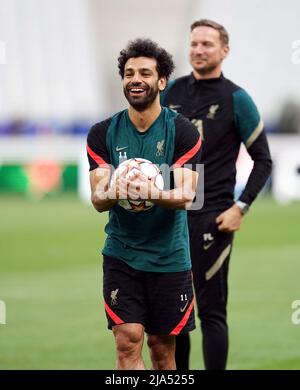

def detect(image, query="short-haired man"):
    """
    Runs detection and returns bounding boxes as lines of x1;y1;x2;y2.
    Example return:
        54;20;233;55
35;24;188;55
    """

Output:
162;20;272;370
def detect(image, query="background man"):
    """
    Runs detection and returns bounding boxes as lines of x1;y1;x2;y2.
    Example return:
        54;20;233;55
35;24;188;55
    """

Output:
162;19;272;370
87;38;202;370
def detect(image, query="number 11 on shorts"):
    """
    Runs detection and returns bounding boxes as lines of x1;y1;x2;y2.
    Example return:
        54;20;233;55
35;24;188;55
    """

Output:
180;294;188;301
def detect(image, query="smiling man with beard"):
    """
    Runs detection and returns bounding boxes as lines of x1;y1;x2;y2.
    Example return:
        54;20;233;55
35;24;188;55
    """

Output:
86;39;202;370
123;60;159;112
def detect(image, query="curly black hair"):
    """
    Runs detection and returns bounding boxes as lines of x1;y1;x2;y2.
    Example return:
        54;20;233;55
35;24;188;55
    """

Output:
118;38;175;81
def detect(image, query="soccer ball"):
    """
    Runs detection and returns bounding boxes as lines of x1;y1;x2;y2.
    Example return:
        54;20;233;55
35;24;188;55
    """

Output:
111;158;164;212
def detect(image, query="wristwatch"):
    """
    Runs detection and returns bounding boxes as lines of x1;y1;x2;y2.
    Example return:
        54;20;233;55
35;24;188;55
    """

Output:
235;201;250;215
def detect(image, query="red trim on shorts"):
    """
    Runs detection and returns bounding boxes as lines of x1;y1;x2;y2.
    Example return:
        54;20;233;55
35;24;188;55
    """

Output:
173;137;202;168
104;300;125;325
169;296;195;336
87;144;110;168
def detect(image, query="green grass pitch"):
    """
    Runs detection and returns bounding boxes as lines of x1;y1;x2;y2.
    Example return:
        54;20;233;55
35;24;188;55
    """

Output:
0;194;300;369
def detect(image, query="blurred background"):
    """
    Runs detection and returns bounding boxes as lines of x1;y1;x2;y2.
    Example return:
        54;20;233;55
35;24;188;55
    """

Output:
0;0;300;369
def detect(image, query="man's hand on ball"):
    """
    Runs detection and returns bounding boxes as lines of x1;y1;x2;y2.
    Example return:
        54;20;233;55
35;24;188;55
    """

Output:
128;171;159;200
108;166;130;200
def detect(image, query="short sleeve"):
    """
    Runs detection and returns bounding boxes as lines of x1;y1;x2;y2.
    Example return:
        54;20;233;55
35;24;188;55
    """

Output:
172;114;202;170
86;119;111;171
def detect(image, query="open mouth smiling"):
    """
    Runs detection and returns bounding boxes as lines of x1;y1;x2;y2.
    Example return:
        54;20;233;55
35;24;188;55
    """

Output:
128;87;146;95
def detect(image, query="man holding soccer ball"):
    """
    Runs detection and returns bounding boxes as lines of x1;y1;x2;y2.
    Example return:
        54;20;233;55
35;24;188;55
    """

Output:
87;39;201;370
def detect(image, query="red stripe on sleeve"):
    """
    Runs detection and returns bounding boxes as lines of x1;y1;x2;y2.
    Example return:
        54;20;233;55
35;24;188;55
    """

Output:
104;301;125;325
169;297;195;336
86;144;110;168
173;137;202;168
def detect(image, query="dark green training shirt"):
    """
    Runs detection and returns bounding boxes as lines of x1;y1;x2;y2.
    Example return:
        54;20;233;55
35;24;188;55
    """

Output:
161;73;272;213
87;107;201;272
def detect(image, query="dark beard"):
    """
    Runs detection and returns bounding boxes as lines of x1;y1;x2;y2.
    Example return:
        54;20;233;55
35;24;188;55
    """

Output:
124;84;159;112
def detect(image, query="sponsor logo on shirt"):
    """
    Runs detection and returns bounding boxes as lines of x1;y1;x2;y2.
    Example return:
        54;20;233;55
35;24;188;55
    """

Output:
116;146;128;152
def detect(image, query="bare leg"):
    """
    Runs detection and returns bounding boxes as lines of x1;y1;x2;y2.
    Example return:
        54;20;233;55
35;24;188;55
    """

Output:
113;323;145;370
147;334;176;370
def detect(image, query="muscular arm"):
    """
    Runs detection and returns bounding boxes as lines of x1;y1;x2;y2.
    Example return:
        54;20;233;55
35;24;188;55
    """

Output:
90;167;117;213
154;167;199;210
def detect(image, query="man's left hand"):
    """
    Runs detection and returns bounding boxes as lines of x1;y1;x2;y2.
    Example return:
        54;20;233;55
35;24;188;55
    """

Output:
216;204;244;232
127;171;160;201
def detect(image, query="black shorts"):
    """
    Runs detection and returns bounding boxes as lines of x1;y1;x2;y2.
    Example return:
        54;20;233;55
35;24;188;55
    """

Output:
103;255;195;335
188;212;234;311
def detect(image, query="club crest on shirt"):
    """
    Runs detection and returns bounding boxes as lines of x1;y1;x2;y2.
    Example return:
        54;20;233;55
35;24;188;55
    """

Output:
156;139;165;156
207;104;219;119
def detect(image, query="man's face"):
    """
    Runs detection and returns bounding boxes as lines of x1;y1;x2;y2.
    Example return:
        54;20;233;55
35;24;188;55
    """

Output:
123;57;166;111
189;26;229;76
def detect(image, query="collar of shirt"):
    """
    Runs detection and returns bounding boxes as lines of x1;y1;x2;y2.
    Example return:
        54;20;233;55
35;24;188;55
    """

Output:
188;72;224;87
